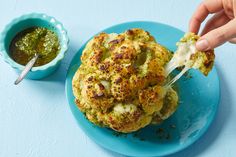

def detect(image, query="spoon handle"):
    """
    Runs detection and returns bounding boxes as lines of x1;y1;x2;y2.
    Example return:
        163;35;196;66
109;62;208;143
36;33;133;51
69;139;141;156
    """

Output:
14;54;39;85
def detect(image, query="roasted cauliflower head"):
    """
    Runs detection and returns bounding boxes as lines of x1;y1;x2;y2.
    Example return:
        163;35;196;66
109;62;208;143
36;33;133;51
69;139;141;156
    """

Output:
72;28;178;133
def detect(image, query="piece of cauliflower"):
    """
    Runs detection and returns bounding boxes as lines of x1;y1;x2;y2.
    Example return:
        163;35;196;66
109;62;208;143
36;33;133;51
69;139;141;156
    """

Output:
166;33;215;76
72;28;178;133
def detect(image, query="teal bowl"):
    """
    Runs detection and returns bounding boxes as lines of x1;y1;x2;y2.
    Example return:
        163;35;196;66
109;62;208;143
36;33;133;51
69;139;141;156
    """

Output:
0;13;69;79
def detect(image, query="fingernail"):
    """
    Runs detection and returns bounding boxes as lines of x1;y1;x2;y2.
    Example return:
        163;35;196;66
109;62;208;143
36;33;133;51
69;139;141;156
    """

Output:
196;39;209;51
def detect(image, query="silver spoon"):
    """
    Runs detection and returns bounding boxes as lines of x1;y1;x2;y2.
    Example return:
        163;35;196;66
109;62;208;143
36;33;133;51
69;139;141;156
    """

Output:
14;54;39;85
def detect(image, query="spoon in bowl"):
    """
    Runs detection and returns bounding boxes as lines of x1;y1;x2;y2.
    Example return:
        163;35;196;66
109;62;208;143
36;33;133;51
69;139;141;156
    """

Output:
14;53;39;85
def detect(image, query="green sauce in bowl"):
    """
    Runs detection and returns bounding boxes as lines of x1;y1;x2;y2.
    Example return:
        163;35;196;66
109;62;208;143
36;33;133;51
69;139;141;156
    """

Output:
9;27;60;67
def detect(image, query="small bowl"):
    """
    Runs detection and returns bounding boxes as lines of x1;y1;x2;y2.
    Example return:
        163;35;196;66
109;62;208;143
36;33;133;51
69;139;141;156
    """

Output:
0;13;69;79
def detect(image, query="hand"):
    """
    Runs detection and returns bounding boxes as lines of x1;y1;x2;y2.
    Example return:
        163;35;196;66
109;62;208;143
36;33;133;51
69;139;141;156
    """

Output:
189;0;236;51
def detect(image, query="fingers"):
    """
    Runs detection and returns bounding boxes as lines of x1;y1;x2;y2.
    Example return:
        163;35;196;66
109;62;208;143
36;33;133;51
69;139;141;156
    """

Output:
196;19;236;51
201;11;230;36
189;0;223;34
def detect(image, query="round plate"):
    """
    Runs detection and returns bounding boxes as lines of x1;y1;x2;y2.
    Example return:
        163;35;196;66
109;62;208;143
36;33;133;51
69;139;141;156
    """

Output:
65;21;220;157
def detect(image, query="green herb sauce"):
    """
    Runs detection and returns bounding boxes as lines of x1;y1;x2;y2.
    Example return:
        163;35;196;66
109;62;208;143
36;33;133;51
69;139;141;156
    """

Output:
9;27;60;66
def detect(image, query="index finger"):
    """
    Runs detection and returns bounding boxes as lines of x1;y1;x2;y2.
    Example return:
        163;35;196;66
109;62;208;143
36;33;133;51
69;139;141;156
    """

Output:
189;0;223;34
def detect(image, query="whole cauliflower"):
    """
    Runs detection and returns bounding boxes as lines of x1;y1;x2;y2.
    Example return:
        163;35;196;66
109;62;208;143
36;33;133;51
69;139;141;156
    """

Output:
72;28;178;133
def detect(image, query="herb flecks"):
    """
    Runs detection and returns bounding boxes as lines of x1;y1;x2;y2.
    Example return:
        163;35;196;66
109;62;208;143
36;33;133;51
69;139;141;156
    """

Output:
10;27;60;66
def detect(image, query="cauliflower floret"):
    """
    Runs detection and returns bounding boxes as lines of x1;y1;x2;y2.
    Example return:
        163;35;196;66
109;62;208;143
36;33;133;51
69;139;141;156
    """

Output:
152;88;178;124
166;32;215;76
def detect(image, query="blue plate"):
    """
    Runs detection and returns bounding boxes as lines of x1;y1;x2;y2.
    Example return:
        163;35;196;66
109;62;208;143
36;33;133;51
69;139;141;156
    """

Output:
65;21;220;157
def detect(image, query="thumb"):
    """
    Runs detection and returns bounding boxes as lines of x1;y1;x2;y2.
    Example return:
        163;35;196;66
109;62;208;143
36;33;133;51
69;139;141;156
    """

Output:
228;37;236;44
196;19;236;51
